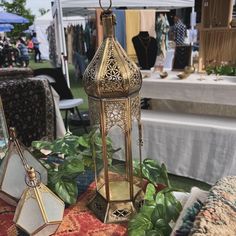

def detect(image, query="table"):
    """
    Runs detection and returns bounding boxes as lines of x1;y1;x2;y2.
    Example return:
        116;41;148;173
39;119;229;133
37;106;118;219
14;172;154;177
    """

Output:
140;71;236;184
141;71;236;106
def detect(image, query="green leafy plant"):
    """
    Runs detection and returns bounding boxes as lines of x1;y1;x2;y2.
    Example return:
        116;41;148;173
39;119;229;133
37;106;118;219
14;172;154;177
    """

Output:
128;183;182;236
206;65;236;76
133;158;171;191
32;130;116;205
130;159;182;236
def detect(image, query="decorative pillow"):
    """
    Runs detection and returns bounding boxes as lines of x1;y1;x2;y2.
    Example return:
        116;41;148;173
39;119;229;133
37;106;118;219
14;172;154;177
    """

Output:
171;187;208;236
190;176;236;235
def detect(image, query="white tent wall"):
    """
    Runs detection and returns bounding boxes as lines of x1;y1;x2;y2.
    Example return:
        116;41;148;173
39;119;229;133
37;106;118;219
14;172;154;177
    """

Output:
33;11;52;60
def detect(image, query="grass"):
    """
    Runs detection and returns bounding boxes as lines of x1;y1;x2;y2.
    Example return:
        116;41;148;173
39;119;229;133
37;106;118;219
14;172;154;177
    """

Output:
28;59;211;193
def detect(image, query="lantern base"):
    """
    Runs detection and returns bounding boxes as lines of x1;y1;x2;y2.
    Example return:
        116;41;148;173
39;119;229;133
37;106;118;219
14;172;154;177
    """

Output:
88;189;143;223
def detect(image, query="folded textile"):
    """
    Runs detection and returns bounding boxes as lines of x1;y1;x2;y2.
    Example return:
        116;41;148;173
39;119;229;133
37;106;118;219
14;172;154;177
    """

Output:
113;9;126;49
125;10;140;62
140;10;156;38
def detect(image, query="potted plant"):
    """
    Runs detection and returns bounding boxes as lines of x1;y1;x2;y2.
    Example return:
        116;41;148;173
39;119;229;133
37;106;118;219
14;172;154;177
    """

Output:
31;130;117;205
129;158;183;236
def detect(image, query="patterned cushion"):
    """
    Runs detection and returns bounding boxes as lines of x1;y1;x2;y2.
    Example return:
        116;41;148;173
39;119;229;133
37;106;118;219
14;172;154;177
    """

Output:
190;176;236;235
0;68;33;80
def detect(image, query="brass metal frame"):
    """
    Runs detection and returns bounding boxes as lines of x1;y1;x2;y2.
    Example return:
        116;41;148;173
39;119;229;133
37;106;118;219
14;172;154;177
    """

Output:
84;5;143;223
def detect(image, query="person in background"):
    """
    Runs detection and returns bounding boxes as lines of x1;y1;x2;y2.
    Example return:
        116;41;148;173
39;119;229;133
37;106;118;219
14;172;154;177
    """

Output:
27;39;34;53
16;37;29;67
31;32;41;62
173;16;187;46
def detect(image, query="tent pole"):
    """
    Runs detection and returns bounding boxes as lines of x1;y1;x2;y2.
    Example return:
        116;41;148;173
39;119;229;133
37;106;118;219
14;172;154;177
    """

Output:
57;0;70;88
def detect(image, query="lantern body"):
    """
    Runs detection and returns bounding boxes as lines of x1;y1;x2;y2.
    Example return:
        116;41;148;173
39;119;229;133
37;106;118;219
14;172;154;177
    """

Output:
14;183;65;236
0;142;48;206
83;11;143;223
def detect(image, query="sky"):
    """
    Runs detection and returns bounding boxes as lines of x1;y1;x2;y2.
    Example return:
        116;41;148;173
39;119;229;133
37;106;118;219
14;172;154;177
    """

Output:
26;0;52;17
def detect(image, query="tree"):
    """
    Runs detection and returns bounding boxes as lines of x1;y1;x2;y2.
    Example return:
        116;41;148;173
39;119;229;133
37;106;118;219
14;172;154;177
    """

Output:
0;0;35;38
39;8;50;16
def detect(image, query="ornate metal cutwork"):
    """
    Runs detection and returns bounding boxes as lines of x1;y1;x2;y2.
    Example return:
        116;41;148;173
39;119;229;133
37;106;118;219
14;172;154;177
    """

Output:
100;40;124;95
112;208;131;219
104;100;126;132
88;97;100;126
131;95;141;121
83;42;106;94
83;15;142;99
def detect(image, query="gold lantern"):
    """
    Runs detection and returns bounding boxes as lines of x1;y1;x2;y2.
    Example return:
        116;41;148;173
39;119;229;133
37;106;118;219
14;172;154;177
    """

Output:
0;128;48;206
14;167;65;236
83;0;143;223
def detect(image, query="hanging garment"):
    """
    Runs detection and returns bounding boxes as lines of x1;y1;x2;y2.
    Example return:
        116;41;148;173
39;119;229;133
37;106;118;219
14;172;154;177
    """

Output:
96;9;104;48
113;10;126;49
140;10;156;38
155;13;170;57
84;22;91;52
67;25;74;64
125;10;140;62
173;19;186;46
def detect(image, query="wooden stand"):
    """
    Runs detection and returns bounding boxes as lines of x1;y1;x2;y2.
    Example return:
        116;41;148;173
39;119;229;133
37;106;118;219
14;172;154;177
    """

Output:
199;0;235;70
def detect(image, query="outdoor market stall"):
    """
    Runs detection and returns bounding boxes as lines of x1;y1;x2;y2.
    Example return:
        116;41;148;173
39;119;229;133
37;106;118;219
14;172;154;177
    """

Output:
52;0;195;86
140;71;236;184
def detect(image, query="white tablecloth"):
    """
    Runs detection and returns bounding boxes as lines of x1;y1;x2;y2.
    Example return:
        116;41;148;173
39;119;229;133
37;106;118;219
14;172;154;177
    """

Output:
141;71;236;106
141;110;236;185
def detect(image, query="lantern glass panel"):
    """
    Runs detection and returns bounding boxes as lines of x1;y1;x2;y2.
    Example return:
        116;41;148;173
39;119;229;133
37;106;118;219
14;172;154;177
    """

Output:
17;196;45;233
40;190;64;222
36;224;60;236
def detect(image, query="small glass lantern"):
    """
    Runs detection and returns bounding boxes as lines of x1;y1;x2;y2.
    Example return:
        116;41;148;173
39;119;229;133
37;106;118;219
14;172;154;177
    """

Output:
0;128;48;206
14;167;65;236
83;0;143;223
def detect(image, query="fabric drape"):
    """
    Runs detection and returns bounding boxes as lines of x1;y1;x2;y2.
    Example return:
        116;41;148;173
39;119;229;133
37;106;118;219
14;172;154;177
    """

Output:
96;9;104;48
113;10;126;49
125;10;140;62
140;10;156;38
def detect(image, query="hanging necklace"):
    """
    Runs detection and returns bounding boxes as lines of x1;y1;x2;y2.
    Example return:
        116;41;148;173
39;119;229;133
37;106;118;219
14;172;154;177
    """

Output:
137;34;151;68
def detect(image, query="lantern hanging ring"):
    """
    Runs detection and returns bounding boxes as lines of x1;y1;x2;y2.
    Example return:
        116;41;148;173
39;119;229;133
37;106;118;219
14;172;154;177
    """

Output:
99;0;112;11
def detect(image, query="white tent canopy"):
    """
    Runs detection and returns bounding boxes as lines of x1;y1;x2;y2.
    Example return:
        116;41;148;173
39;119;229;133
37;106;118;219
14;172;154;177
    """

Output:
60;0;194;9
33;11;53;60
32;10;86;60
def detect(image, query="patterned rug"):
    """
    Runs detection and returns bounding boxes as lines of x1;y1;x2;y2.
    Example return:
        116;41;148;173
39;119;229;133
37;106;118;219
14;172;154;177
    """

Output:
0;182;127;236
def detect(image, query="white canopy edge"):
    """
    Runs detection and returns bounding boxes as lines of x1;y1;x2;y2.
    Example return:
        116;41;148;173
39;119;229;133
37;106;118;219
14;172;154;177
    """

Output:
60;0;194;9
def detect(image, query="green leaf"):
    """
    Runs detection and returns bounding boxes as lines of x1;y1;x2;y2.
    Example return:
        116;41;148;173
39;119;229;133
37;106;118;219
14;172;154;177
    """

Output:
128;229;146;236
78;136;90;148
144;183;156;201
128;213;153;234
55;179;78;204
164;192;182;222
63;159;84;175
154;220;172;236
31;140;52;150
151;205;165;223
140;205;155;219
146;230;163;236
155;191;165;205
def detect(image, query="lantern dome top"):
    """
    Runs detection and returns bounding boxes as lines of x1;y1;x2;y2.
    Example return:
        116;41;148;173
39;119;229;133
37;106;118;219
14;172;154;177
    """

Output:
83;10;142;98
